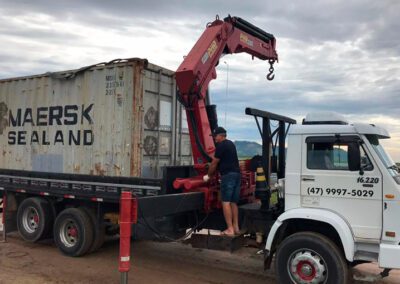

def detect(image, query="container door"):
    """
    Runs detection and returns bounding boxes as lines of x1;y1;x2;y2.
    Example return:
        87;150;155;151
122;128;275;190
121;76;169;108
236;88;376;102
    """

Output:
141;68;175;178
300;135;382;240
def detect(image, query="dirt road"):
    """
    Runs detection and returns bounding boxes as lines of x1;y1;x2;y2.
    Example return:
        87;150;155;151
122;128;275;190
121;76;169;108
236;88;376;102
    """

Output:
1;233;400;284
0;233;272;284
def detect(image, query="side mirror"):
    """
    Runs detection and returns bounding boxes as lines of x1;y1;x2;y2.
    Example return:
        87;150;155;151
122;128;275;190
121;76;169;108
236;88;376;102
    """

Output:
348;142;361;172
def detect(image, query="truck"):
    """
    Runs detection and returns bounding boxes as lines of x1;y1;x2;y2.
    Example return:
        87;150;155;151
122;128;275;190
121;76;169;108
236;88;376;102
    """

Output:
1;15;400;284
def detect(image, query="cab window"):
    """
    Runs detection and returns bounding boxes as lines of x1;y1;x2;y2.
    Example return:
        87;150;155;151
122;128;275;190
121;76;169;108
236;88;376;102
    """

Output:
307;138;373;171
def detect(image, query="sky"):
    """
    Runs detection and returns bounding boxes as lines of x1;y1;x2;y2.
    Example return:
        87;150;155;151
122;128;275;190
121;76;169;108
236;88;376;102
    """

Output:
0;0;399;161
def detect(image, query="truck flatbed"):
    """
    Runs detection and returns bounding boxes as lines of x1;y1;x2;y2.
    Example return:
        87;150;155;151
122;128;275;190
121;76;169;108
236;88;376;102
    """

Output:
0;168;161;201
0;168;204;218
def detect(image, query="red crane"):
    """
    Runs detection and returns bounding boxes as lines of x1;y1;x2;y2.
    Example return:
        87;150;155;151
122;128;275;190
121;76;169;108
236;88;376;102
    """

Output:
174;15;278;211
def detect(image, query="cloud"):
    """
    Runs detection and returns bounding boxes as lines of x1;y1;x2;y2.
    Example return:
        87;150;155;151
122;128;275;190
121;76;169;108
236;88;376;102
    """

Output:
0;0;399;161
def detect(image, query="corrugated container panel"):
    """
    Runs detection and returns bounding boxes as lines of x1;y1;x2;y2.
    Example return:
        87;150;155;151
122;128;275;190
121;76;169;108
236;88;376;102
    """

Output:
0;58;192;178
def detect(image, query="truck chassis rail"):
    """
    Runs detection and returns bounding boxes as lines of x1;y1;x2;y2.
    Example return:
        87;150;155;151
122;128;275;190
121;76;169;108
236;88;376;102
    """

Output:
0;169;162;203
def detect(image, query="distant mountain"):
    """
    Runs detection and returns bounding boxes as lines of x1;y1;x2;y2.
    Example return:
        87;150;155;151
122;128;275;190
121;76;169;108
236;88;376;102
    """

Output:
234;140;262;158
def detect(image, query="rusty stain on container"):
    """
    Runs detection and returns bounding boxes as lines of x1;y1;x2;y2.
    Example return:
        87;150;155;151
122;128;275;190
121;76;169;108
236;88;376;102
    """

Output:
73;164;81;173
0;101;8;135
130;60;146;177
94;163;106;176
114;164;121;176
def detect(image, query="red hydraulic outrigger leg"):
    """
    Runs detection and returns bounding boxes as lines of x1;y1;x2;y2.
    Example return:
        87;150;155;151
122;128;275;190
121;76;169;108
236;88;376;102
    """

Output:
119;191;138;284
174;15;278;211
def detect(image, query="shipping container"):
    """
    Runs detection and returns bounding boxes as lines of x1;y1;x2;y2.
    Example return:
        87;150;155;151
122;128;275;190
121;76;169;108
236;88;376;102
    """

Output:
0;58;192;179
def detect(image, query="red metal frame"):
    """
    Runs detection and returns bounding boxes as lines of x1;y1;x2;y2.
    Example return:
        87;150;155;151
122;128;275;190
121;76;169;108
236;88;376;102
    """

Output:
174;160;255;212
174;16;277;211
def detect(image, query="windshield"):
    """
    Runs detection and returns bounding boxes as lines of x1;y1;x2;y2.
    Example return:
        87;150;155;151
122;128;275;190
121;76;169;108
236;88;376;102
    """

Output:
367;135;399;178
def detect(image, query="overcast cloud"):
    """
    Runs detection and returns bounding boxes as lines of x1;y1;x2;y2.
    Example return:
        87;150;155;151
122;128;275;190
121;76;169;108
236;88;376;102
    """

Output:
0;0;399;160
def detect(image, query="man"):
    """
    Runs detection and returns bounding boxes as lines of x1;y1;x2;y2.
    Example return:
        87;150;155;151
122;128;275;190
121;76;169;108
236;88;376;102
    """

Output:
203;127;241;236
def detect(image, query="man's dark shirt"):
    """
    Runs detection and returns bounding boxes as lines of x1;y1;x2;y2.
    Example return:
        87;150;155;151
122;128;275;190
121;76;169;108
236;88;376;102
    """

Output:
214;139;240;175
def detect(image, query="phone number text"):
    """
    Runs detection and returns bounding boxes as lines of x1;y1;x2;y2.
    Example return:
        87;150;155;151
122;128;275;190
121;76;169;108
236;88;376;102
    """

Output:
307;187;374;197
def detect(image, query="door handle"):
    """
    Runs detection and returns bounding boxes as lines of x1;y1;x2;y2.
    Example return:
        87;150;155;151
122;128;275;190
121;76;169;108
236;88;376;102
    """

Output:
302;176;315;181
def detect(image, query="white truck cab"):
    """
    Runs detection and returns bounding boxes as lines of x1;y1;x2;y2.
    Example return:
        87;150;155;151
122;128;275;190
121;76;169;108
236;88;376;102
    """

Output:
265;112;400;283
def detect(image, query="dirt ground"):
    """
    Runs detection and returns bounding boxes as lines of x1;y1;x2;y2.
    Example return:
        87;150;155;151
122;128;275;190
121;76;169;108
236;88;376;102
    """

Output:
1;233;400;284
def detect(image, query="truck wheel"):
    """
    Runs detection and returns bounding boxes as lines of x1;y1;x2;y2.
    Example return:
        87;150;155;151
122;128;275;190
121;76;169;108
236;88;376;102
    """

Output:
53;208;94;257
79;207;105;253
275;232;348;284
17;197;53;242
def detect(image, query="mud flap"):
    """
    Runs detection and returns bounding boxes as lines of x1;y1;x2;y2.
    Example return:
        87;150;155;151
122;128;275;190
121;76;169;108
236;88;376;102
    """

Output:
2;192;18;241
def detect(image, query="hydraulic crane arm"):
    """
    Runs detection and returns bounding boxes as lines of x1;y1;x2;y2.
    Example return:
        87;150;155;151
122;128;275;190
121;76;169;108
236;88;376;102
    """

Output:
175;15;278;167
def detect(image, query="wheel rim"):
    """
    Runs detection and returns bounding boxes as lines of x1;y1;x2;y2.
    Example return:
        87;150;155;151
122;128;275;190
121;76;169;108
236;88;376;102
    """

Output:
59;218;79;248
22;206;40;234
287;249;327;284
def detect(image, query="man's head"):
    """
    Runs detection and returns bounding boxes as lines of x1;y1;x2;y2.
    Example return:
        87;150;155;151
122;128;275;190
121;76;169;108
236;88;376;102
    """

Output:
213;126;227;143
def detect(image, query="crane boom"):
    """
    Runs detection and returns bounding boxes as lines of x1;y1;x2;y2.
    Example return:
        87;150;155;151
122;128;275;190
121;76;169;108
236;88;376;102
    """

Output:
174;16;278;211
176;15;278;166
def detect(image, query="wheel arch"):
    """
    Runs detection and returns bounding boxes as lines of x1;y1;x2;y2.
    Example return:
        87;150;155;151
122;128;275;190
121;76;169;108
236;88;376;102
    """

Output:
265;208;355;268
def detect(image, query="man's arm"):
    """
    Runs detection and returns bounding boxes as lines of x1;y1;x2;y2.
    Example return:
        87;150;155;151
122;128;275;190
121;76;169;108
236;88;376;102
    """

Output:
208;157;220;177
203;157;220;182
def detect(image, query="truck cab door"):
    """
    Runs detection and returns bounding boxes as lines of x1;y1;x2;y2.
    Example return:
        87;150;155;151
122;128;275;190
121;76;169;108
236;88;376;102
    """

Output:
300;135;382;241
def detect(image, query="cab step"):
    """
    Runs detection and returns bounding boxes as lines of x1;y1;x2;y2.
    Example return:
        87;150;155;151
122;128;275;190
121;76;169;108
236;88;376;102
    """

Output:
187;230;245;252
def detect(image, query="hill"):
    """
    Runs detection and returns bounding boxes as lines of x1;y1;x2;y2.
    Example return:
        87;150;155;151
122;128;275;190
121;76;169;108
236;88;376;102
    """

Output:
234;140;262;158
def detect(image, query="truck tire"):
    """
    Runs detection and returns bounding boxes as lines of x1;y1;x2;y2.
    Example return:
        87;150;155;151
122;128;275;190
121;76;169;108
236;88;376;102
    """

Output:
17;197;53;242
79;206;105;253
275;232;348;284
53;208;94;257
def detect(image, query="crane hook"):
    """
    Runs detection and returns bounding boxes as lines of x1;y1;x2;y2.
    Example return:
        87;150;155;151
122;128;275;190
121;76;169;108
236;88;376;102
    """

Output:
266;59;275;81
266;72;275;81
